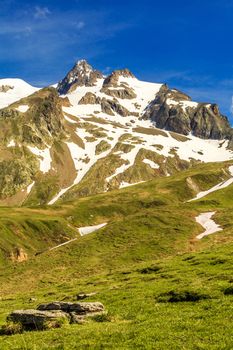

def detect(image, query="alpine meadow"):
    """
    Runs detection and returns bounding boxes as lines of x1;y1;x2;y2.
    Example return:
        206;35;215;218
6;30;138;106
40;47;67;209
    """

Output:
1;1;233;349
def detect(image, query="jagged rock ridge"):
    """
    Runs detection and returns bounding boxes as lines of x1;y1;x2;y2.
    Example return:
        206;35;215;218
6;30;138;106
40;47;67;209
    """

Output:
143;84;232;140
57;60;103;95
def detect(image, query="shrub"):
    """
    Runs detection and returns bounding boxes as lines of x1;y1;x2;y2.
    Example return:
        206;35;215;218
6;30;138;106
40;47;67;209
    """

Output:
157;290;209;303
140;266;161;274
91;312;112;323
223;286;233;295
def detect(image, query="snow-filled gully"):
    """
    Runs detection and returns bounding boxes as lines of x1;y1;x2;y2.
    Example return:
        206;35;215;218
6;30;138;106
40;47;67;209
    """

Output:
37;223;107;255
189;166;233;202
195;212;222;240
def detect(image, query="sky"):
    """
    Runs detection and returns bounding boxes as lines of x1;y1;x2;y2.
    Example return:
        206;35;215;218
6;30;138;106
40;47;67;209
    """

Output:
1;0;233;121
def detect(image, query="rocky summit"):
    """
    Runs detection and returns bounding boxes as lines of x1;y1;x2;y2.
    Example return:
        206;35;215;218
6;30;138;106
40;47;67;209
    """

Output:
0;59;233;207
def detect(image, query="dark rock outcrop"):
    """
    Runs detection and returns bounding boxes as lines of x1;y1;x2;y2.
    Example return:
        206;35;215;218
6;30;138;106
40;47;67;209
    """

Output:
101;98;131;117
101;86;136;100
101;69;137;100
143;84;232;140
30;88;64;138
57;60;103;95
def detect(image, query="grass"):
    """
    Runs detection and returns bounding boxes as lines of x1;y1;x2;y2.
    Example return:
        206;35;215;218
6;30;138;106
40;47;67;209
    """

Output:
0;160;233;348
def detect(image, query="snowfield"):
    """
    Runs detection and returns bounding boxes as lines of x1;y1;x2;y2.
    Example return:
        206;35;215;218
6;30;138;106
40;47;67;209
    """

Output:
28;146;52;174
0;79;39;109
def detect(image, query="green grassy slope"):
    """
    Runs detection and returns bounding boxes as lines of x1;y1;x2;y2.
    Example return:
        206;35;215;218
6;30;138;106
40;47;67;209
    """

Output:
0;160;233;348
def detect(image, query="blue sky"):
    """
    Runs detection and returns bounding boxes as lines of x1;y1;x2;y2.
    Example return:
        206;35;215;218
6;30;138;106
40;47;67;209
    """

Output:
1;0;233;120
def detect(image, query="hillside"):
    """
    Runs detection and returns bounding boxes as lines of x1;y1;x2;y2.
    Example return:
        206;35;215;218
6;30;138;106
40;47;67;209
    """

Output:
0;161;233;348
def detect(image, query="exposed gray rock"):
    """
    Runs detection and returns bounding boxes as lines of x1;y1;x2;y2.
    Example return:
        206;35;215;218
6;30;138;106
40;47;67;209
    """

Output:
7;309;69;330
101;98;131;117
143;84;232;140
57;60;103;95
37;301;104;314
37;302;72;312
78;92;101;105
77;292;97;300
101;87;136;100
69;302;104;314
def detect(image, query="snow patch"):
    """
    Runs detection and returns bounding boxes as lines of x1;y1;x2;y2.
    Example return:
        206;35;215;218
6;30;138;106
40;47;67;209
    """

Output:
143;159;160;169
195;212;222;239
119;181;145;189
16;105;29;113
28;146;52;173
7;140;16;147
27;181;35;194
78;223;107;236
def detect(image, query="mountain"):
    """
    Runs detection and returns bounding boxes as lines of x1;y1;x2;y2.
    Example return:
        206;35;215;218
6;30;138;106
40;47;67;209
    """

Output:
1;60;233;349
0;59;232;206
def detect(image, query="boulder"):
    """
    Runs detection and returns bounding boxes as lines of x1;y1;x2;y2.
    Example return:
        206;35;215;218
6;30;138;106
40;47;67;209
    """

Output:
7;309;70;330
37;302;72;312
37;301;104;314
69;302;104;314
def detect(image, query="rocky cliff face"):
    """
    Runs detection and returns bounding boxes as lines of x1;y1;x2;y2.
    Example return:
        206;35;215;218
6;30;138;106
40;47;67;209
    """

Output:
57;60;103;95
143;84;232;140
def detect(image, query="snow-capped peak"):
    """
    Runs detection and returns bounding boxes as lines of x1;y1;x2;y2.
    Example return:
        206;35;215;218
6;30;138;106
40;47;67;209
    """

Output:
0;78;39;109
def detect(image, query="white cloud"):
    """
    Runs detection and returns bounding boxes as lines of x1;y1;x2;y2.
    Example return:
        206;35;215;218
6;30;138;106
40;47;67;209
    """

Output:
34;6;51;19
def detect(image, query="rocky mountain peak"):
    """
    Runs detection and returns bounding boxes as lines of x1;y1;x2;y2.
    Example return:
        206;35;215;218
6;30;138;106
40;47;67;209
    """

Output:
74;59;93;76
57;60;103;95
103;69;136;87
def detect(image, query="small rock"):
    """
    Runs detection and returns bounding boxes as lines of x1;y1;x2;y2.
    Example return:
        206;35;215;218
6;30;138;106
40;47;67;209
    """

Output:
76;292;97;300
29;297;37;303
